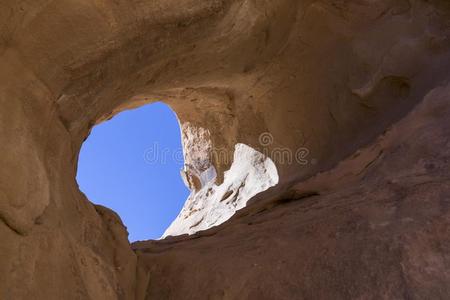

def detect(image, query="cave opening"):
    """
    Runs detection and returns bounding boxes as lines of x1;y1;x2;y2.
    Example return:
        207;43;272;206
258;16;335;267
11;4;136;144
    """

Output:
76;102;190;242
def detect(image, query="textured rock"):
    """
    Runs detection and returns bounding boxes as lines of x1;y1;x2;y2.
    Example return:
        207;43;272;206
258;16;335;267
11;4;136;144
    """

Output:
164;143;278;237
134;83;450;299
1;0;450;299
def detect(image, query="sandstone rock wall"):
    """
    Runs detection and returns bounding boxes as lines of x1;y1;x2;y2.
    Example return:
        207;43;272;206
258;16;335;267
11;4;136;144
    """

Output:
1;0;450;299
135;83;450;300
165;0;450;235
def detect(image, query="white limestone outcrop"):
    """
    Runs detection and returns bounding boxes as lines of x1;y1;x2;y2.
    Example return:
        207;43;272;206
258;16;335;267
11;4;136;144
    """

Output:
164;143;278;237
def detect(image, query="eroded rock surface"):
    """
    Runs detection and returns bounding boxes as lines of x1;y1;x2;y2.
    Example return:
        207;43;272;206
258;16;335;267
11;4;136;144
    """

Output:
164;143;278;237
134;83;450;300
1;0;450;299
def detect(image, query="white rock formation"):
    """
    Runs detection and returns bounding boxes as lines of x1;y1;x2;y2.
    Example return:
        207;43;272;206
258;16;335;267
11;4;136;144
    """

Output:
163;143;279;237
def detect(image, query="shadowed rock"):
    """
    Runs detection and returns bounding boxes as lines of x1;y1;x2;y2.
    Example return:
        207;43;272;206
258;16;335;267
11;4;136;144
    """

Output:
1;0;450;299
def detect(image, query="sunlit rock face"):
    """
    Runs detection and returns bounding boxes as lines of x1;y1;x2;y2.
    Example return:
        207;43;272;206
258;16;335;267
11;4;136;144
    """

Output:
1;0;450;299
171;118;279;237
164;143;279;237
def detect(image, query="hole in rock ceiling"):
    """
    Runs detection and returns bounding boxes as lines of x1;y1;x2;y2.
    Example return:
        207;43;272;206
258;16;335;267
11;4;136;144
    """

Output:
76;102;189;242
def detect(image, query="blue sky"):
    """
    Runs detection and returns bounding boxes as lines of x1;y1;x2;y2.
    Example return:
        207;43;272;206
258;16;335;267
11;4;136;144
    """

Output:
76;102;190;242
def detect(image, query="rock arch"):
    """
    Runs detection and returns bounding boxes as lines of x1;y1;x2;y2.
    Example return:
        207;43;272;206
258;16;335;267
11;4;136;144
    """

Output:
1;0;450;299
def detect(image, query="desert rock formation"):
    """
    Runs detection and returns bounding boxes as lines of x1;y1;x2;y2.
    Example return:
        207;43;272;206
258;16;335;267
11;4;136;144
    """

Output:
165;143;279;237
1;0;450;299
135;84;450;299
